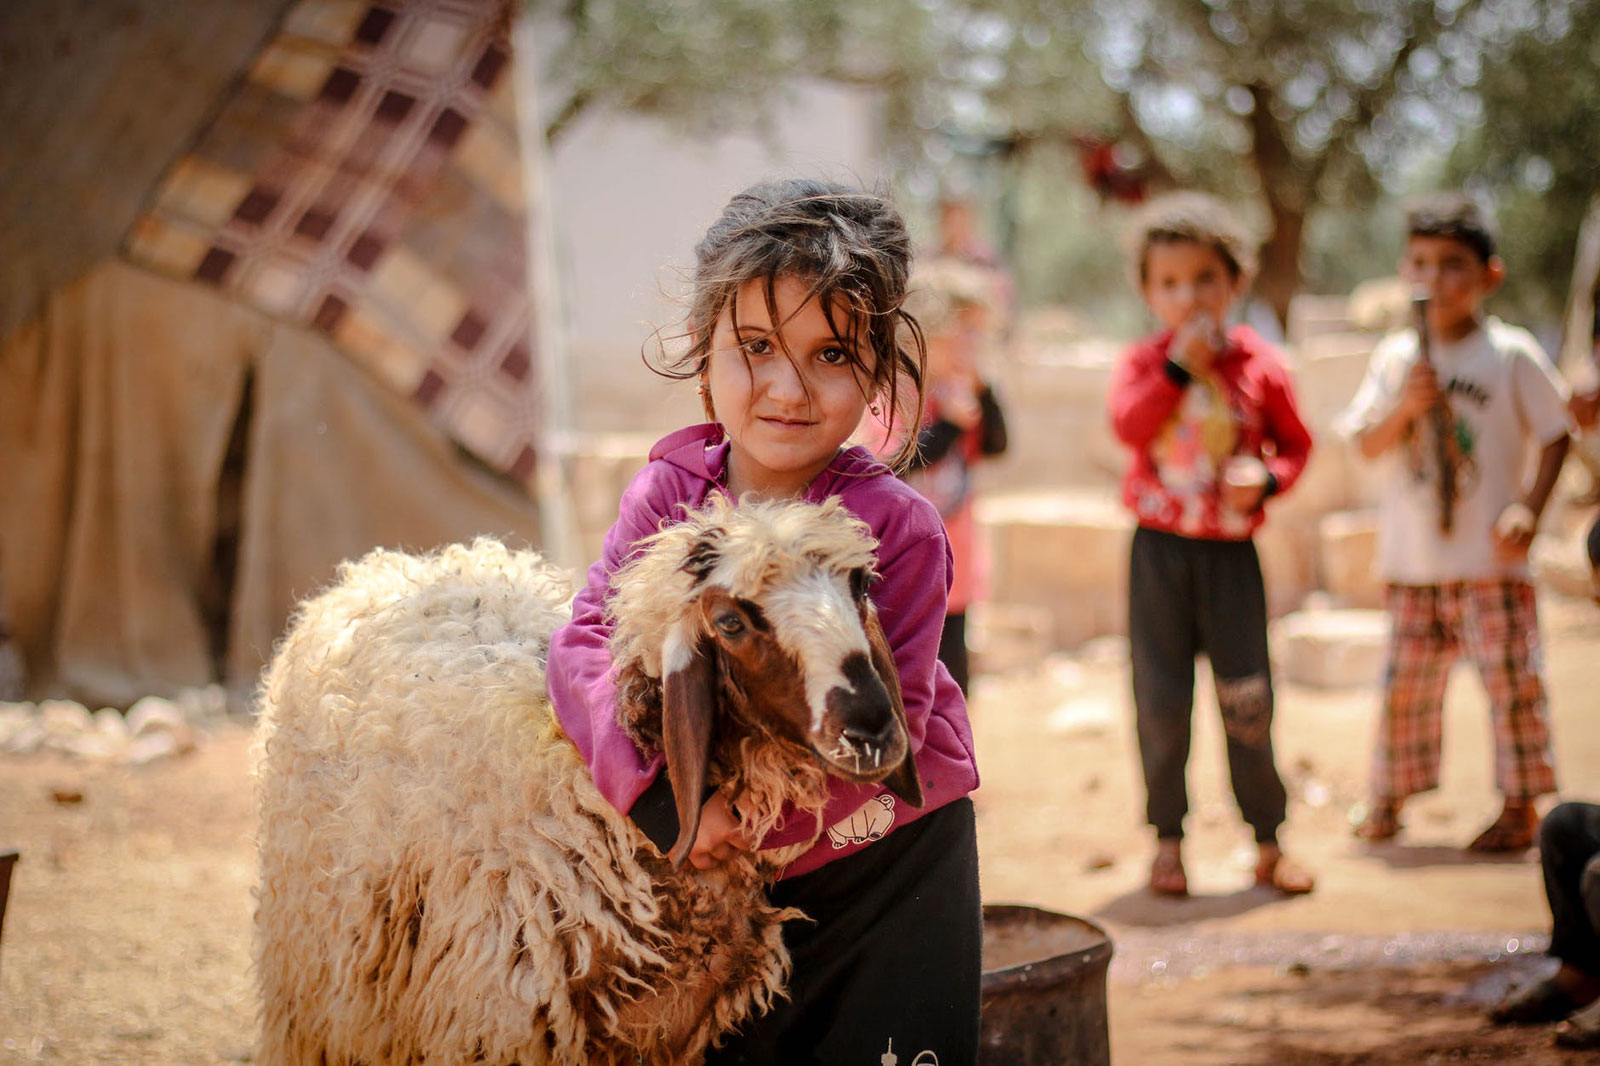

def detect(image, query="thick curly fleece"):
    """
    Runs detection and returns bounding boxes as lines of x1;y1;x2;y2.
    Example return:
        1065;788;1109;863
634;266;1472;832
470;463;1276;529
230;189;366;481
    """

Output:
253;499;887;1066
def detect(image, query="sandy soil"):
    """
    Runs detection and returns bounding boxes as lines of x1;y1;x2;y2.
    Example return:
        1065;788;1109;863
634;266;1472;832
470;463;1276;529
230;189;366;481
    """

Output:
1;594;1596;1065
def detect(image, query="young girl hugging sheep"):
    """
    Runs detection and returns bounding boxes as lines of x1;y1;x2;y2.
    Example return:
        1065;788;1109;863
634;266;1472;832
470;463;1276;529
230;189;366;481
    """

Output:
546;179;982;1065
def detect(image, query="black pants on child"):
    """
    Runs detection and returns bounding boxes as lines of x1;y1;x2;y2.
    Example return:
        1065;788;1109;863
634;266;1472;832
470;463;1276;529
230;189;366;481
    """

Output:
1541;801;1600;977
1128;527;1288;843
939;611;970;697
704;797;982;1066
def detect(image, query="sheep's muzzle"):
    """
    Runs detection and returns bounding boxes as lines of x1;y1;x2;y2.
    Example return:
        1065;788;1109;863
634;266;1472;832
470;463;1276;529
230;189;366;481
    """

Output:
815;650;907;781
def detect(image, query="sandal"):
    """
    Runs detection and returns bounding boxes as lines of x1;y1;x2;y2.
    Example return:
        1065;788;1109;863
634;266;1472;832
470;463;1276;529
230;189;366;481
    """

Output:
1489;977;1582;1025
1148;849;1188;897
1352;801;1402;842
1255;854;1315;896
1555;999;1600;1049
1468;805;1539;853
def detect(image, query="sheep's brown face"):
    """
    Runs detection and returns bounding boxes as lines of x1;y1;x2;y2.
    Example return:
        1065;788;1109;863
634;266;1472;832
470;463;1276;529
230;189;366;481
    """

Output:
690;570;910;783
648;498;925;866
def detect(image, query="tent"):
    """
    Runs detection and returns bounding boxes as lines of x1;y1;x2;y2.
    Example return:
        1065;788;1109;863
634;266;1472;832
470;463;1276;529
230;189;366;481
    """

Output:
0;0;553;709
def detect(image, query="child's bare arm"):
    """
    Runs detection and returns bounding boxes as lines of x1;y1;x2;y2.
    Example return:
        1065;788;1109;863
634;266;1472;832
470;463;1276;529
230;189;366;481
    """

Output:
1356;361;1443;459
1492;433;1572;559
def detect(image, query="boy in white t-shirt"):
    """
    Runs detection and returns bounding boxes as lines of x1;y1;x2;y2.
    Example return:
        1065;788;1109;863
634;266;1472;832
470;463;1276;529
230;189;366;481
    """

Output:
1339;193;1572;853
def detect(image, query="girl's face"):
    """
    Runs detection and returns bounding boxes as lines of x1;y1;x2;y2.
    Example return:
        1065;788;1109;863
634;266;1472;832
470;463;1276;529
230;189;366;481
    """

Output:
1400;235;1503;343
704;275;878;499
1140;239;1243;334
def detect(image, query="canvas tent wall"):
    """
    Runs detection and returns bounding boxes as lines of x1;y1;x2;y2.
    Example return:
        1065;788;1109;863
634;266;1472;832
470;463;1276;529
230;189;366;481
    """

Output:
0;0;553;709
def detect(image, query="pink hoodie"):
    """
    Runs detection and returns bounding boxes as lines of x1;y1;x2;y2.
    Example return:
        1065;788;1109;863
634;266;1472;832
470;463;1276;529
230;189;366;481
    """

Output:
546;423;978;879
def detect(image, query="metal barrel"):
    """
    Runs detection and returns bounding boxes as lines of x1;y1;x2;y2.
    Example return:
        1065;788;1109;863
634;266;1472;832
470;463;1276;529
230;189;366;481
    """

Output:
979;904;1114;1066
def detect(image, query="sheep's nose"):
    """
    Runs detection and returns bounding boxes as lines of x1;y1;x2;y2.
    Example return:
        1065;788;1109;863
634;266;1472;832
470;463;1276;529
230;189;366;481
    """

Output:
826;652;895;735
840;718;899;749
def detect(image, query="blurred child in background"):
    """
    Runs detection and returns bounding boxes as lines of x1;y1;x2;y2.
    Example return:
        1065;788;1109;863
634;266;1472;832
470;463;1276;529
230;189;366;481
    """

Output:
1107;191;1315;897
1339;192;1570;853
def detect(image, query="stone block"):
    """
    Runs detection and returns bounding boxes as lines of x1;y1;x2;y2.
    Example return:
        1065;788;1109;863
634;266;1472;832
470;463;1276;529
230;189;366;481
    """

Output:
1286;293;1353;347
570;435;651;563
1254;516;1319;619
1270;608;1390;689
1318;510;1383;609
1291;333;1379;432
977;490;1133;649
1531;530;1598;601
983;339;1124;491
967;601;1055;676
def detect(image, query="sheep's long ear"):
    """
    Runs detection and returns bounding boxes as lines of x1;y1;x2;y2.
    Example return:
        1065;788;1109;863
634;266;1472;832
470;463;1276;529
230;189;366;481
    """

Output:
661;626;717;867
863;605;924;809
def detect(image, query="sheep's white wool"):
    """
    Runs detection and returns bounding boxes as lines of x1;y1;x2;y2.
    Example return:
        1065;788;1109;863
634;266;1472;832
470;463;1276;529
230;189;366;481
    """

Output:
606;494;878;691
660;622;696;677
253;537;796;1066
254;498;896;1066
759;570;868;733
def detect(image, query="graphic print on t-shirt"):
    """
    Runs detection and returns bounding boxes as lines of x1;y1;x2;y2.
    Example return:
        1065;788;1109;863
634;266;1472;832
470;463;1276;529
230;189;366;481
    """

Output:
1151;373;1244;535
1403;374;1481;501
827;794;897;848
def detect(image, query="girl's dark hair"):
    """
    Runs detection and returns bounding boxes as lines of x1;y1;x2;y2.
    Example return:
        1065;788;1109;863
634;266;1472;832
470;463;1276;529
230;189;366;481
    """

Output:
1404;192;1497;264
648;178;927;471
1125;191;1257;286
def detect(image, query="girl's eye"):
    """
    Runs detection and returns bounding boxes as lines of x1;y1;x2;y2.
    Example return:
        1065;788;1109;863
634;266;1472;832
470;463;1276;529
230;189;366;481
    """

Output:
743;337;773;356
817;346;851;367
714;612;745;636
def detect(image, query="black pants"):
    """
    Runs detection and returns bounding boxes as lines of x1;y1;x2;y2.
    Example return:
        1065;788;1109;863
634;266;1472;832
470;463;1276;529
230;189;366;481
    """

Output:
939;611;970;697
705;798;982;1066
1128;527;1287;843
1542;801;1600;976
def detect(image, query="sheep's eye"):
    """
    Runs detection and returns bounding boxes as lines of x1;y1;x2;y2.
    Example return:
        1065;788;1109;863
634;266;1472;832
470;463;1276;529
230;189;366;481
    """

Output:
714;612;746;636
848;567;873;602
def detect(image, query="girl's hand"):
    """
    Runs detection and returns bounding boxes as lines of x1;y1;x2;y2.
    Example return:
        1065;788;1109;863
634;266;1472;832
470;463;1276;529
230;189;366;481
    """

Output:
1219;456;1269;513
1399;361;1444;419
688;791;752;870
1570;386;1599;431
1492;502;1537;561
1171;312;1223;375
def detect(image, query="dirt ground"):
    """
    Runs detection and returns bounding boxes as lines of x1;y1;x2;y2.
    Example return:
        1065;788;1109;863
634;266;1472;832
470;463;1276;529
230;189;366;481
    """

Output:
1;594;1597;1065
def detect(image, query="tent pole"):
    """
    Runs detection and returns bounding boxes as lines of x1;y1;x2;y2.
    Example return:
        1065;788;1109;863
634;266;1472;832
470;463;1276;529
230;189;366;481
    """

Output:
512;15;582;571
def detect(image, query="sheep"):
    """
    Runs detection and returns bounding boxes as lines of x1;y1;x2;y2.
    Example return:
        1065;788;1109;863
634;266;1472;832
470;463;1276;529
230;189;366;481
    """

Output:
252;493;923;1066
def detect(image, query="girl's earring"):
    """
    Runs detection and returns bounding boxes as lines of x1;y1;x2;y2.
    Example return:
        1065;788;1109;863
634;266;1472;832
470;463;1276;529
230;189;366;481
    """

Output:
870;400;882;417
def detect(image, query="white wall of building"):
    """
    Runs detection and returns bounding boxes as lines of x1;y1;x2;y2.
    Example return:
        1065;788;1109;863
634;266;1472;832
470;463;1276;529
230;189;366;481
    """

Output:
544;79;887;435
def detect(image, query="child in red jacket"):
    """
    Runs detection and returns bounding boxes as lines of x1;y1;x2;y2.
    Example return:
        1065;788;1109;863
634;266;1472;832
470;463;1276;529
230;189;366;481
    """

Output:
1107;192;1315;897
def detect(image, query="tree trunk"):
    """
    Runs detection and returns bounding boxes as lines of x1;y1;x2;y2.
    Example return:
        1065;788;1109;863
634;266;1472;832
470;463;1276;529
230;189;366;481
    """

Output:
1246;83;1307;335
1255;199;1304;339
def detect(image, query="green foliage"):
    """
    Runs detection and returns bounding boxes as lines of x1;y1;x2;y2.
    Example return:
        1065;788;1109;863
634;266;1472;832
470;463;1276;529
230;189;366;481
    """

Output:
1447;0;1600;325
526;0;1596;329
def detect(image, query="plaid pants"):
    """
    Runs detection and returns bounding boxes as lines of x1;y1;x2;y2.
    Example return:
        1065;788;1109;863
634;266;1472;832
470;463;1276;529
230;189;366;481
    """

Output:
1371;580;1557;802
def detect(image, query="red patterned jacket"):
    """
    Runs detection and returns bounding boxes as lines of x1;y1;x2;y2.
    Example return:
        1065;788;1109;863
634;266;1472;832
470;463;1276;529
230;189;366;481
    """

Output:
1108;325;1313;540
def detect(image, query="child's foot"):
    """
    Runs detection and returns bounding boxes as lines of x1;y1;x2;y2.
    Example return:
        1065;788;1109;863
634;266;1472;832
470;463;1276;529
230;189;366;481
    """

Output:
1255;849;1315;895
1490;964;1600;1025
1352;799;1402;841
1468;802;1539;852
1148;843;1188;897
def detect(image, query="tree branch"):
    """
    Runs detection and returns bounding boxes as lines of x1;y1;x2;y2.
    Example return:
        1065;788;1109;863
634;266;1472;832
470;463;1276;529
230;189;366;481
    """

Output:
544;86;593;145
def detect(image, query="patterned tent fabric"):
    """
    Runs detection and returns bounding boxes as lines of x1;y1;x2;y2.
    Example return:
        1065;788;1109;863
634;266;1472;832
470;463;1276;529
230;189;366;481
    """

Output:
127;0;539;486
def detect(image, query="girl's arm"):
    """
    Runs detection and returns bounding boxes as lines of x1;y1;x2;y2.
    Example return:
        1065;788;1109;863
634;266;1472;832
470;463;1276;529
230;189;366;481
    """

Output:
1259;361;1315;497
977;384;1009;456
546;471;676;817
1108;337;1187;448
1354;361;1441;459
1494;433;1570;558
